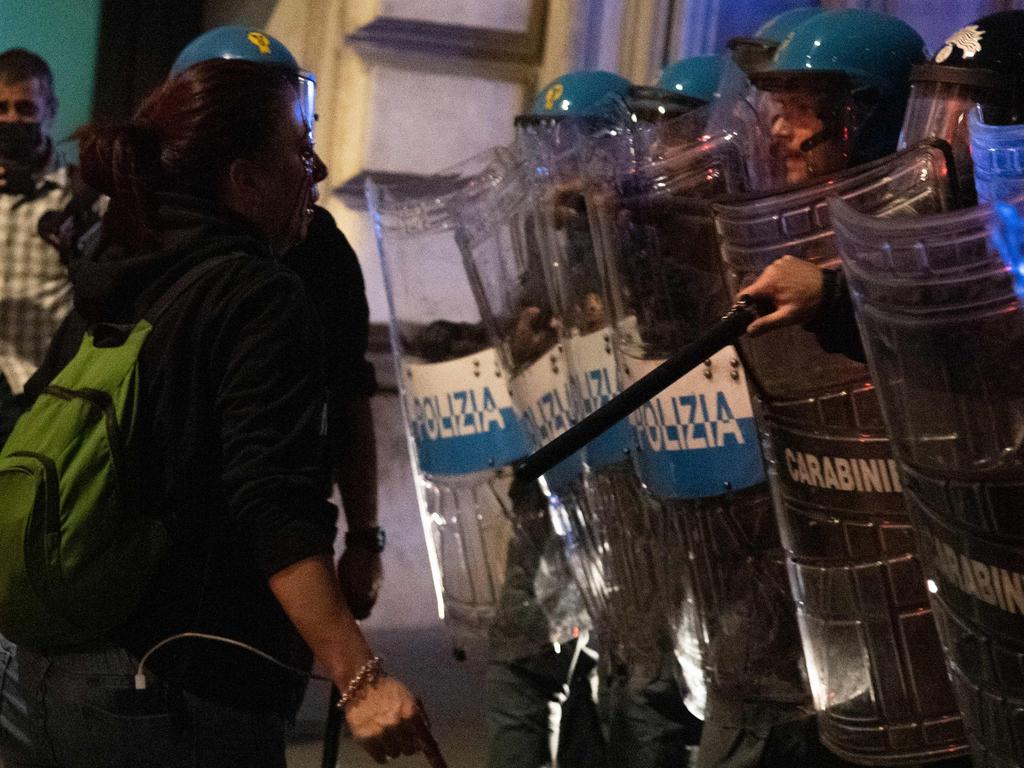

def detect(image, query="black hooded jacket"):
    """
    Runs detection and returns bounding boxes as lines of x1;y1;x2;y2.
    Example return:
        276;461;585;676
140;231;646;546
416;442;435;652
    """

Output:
29;195;337;716
281;206;377;461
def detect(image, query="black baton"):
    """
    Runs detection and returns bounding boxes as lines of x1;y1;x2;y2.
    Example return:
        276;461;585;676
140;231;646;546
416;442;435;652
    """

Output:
513;298;760;485
321;685;343;768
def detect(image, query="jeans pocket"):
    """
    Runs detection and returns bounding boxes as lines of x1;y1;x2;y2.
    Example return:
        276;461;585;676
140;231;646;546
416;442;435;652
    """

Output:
80;693;186;768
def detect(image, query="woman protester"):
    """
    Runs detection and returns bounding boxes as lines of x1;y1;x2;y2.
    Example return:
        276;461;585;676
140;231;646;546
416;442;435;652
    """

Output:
0;33;444;768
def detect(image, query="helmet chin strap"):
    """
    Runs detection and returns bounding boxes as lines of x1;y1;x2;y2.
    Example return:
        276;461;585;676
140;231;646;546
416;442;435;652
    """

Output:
799;125;838;154
798;85;878;159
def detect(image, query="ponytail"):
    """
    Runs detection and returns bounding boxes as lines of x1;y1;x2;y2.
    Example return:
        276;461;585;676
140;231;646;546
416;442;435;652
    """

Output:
75;122;162;249
74;59;296;252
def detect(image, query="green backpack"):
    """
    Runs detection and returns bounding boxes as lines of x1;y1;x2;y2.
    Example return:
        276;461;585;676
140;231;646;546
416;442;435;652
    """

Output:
0;255;236;648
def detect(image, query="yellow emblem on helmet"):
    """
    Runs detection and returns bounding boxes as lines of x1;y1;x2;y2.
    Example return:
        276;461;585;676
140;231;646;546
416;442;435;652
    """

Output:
247;31;272;55
544;83;565;111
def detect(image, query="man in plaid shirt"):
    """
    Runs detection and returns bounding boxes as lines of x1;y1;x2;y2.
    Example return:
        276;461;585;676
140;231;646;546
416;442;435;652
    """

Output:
0;50;80;439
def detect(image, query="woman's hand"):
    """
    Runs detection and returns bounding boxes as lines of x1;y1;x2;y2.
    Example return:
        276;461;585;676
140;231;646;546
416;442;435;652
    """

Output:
267;557;446;765
345;676;447;766
509;306;559;365
740;255;825;335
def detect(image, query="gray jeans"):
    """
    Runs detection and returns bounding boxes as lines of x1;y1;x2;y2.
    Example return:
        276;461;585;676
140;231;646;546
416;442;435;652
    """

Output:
604;653;701;768
487;642;605;768
0;636;287;768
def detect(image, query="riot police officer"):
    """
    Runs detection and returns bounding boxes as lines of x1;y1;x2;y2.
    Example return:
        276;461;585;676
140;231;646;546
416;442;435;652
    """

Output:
708;10;976;768
745;10;1024;349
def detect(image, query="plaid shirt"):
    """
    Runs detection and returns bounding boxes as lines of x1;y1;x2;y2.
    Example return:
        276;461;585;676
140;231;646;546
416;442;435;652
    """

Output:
0;164;74;394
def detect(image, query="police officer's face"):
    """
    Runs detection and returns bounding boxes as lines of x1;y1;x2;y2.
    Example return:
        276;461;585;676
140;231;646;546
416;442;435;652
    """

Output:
0;77;54;131
769;92;823;185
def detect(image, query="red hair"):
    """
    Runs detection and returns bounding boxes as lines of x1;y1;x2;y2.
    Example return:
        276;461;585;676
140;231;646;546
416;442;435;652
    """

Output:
76;59;299;250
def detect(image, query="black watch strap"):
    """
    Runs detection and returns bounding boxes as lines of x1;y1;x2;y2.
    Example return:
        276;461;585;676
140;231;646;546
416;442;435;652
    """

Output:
345;526;386;553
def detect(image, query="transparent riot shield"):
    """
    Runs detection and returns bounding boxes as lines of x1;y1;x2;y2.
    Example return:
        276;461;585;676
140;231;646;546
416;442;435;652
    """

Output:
446;145;593;648
712;144;967;765
448;142;581;491
518;112;706;710
715;144;955;401
590;119;811;720
368;151;572;655
833;197;1024;768
970;108;1024;206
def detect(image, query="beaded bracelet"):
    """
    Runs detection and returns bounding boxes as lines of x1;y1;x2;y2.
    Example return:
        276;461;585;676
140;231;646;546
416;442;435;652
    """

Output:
336;655;385;709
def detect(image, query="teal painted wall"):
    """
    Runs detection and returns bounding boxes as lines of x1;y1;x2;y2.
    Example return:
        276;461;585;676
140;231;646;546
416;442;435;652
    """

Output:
0;0;103;145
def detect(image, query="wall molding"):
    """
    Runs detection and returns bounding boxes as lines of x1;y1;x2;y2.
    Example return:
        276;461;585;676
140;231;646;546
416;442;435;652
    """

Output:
334;1;548;210
346;17;539;64
346;0;548;65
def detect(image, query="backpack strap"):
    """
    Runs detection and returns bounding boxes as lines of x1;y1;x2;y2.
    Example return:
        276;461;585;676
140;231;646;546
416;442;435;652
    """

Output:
145;253;249;325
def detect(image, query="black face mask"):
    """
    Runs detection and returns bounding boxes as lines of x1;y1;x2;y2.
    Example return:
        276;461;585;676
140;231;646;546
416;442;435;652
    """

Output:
0;123;45;195
0;122;43;162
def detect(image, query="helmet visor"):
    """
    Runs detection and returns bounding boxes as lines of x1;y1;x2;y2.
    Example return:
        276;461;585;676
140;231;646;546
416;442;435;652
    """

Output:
899;79;987;144
727;36;778;76
297;70;317;140
899;78;993;203
749;71;864;187
627;86;705;124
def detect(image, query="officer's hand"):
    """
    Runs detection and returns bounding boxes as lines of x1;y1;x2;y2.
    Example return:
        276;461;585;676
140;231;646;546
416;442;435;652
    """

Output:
551;184;587;232
509;306;559;364
345;677;448;766
740;255;825;336
338;547;383;621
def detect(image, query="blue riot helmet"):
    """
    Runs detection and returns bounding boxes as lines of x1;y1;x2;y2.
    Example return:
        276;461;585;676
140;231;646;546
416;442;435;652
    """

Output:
747;9;925;185
752;7;821;46
657;55;722;104
171;26;317;139
727;7;822;74
708;8;823;149
513;70;635;181
517;70;632;128
626;56;724;124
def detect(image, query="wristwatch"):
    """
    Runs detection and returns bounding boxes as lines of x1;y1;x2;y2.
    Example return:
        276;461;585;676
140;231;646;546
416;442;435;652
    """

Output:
345;526;386;554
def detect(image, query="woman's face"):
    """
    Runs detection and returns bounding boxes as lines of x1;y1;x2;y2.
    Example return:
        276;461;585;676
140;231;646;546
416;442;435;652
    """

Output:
249;91;328;253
